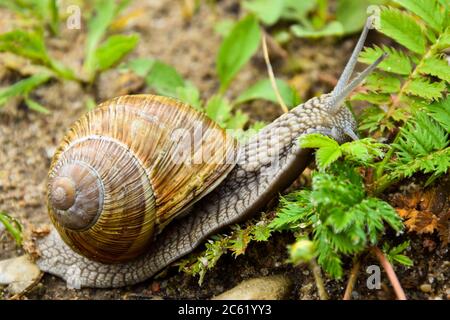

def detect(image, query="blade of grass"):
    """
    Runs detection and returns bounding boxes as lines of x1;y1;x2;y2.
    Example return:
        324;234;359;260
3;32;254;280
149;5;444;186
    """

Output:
0;212;23;246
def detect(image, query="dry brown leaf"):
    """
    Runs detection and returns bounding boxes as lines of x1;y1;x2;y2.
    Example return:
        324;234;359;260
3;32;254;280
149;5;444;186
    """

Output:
392;179;450;247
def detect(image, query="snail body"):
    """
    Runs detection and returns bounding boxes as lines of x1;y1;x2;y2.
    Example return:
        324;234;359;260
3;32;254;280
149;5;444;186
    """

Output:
36;19;385;288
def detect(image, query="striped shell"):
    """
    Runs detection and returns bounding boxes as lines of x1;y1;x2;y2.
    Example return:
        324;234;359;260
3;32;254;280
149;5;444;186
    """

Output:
47;95;237;263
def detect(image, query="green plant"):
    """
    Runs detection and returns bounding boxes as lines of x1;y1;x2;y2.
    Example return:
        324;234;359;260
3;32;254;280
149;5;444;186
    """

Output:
382;241;414;266
0;211;23;246
375;98;450;193
0;0;138;113
0;73;52;113
0;0;59;35
354;0;449;135
243;0;389;39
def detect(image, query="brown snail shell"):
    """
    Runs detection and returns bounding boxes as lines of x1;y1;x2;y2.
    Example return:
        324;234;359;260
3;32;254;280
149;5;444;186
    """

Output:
47;95;237;263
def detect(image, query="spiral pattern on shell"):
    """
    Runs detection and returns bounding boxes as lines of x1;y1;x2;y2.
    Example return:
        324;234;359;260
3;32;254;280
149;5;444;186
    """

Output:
47;95;237;263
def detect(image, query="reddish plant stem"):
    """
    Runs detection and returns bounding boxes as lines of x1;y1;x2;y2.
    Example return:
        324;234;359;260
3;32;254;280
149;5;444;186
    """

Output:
343;257;361;300
371;246;407;300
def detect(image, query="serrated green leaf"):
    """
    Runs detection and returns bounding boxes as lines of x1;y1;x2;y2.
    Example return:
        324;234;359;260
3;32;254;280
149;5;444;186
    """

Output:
299;133;339;149
379;8;427;54
25;98;50;114
217;15;261;92
365;72;401;93
0;73;51;106
242;0;284;26
235;78;301;108
145;61;186;98
316;147;343;169
418;55;450;82
226;110;249;130
291;21;344;38
427;97;450;132
359;45;412;75
394;0;445;32
351;92;391;104
437;27;450;49
95;34;139;71
404;78;445;100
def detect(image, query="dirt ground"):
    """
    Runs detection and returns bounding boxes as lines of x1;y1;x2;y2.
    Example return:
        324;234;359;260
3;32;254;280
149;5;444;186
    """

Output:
0;0;448;300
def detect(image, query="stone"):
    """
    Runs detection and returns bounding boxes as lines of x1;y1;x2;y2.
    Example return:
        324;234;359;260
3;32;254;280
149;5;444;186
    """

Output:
420;284;432;293
0;255;41;295
212;275;292;300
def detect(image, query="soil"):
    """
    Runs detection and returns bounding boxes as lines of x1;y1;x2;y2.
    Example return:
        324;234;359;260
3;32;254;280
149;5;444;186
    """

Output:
0;0;448;300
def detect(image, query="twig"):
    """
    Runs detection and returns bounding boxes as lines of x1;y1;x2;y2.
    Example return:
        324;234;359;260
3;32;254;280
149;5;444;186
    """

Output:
371;246;407;300
309;258;329;300
343;256;361;300
261;34;289;114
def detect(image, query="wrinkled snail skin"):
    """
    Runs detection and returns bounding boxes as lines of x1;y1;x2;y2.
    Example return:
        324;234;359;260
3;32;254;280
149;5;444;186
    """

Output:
36;93;357;288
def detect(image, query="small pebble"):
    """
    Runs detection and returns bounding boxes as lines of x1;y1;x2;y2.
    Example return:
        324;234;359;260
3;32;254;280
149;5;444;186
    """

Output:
420;284;432;293
212;275;292;300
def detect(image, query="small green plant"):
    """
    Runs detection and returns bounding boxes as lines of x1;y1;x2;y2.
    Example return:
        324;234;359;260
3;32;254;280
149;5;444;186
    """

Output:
269;137;403;278
382;241;414;267
0;211;23;246
0;73;52;113
354;0;449;135
0;0;138;113
0;0;59;35
242;0;389;40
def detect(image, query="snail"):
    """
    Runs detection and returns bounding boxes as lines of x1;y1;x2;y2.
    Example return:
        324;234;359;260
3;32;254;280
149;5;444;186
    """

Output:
35;19;385;289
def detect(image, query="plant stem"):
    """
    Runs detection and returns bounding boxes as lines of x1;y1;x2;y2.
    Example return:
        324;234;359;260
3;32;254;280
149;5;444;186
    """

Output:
261;34;289;114
343;256;361;300
309;258;329;300
371;246;407;300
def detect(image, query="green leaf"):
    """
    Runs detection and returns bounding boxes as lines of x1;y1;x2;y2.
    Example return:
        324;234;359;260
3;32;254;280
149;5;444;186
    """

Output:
359;45;412;75
392;254;414;266
0;29;50;65
84;0;118;78
418;55;450;82
0;73;51;106
365;72;401;93
336;0;373;34
235;78;301;107
379;7;427;54
351;92;391;104
175;82;202;110
145;61;186;97
124;58;155;77
291;21;344;38
0;211;22;246
404;78;446;100
205;95;232;127
243;0;284;26
316;147;343;170
216;15;261;92
214;19;235;37
394;0;445;32
25;98;50;114
299;133;339;149
95;34;139;71
427;97;450;132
